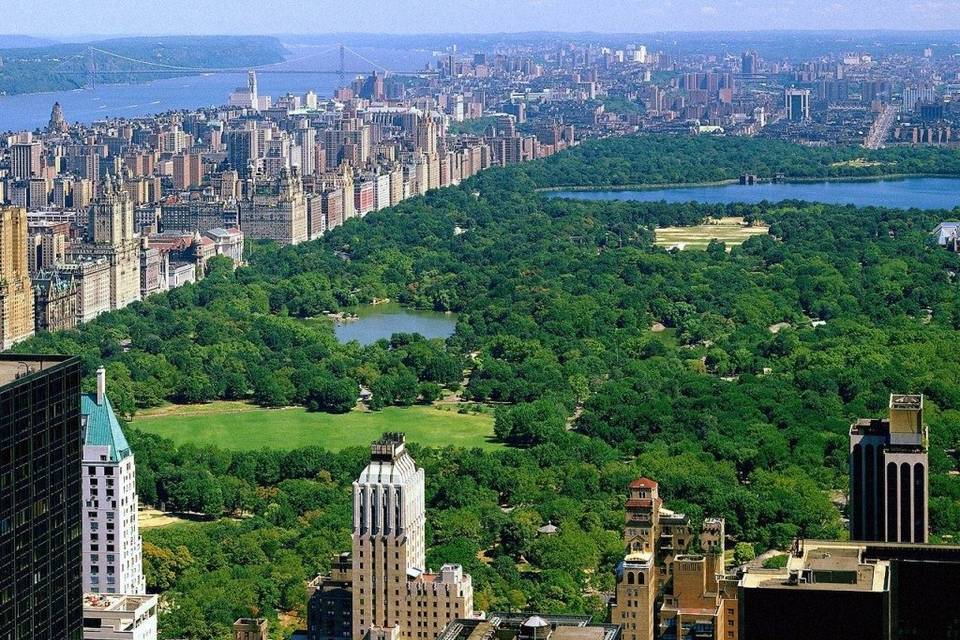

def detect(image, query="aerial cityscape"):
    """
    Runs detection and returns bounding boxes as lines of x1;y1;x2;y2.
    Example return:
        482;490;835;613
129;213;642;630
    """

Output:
3;2;960;640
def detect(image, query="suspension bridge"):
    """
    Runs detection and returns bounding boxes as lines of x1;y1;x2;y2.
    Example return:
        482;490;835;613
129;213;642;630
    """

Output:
70;43;437;88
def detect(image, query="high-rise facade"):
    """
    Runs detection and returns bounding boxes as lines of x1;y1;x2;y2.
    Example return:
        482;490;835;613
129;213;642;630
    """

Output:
785;88;811;121
71;177;141;313
849;394;929;543
348;433;474;640
0;354;84;640
10;138;42;180
610;478;729;640
227;129;258;177
238;168;308;245
172;152;204;190
0;207;36;349
81;367;145;595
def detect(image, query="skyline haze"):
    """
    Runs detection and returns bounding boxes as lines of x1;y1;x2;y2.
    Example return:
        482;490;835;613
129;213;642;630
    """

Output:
6;0;960;37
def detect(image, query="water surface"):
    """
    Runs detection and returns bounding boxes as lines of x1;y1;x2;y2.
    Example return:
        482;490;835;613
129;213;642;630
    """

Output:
0;46;434;131
334;303;457;346
549;177;960;210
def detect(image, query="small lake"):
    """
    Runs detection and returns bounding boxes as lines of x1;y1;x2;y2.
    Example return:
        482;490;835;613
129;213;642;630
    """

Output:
333;303;457;346
548;177;960;210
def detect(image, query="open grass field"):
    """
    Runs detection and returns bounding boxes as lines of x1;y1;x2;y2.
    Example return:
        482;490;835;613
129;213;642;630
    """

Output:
132;402;500;451
138;507;193;530
655;217;768;250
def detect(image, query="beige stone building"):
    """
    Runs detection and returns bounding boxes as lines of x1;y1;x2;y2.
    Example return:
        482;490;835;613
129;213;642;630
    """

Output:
349;433;474;640
0;206;35;349
238;167;308;245
308;433;475;640
69;176;141;313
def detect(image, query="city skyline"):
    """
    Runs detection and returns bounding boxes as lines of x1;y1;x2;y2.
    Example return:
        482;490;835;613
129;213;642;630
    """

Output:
7;0;960;37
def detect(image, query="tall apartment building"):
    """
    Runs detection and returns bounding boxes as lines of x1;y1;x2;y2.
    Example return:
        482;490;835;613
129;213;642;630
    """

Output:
11;137;43;180
172;152;204;190
55;258;112;324
610;478;728;640
785;88;811;121
227;129;258;177
309;434;474;640
238;168;308;245
849;394;929;543
81;367;145;595
27;220;68;275
0;206;36;349
0;354;84;640
351;433;474;640
307;553;353;640
71;176;141;313
33;270;78;334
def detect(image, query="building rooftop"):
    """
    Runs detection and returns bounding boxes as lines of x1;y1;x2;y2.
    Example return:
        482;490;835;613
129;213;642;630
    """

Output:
438;614;621;640
81;368;131;462
83;593;156;613
739;542;888;593
0;354;74;388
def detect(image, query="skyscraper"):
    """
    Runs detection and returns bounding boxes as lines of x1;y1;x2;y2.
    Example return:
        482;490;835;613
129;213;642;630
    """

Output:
849;394;929;543
81;367;145;595
0;354;84;640
785;88;811;121
10;137;43;180
0;207;36;349
248;70;259;110
74;177;141;313
227;129;258;178
48;102;68;134
350;433;474;640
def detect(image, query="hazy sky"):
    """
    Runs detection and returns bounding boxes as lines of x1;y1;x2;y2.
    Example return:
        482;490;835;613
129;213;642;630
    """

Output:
8;0;960;36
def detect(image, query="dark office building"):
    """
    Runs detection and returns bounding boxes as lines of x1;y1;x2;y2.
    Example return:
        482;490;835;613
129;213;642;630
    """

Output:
0;354;83;640
862;542;960;639
738;539;960;640
305;552;353;640
849;394;928;543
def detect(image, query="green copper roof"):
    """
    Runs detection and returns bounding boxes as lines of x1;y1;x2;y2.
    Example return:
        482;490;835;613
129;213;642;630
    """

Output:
81;393;132;462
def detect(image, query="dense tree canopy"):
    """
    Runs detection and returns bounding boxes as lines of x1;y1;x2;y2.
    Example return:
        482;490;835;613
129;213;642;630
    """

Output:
12;134;960;637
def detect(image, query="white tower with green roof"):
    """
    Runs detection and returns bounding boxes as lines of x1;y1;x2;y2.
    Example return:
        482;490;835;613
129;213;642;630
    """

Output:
80;367;145;595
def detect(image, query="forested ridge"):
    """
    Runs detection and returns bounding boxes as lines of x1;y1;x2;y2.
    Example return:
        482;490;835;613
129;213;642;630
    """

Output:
0;36;287;95
523;135;960;187
14;135;960;637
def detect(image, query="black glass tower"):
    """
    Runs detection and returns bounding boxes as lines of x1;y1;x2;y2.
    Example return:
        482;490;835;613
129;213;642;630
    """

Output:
0;354;83;640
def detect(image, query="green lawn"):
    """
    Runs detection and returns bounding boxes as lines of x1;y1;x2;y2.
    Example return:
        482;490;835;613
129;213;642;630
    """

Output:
131;402;500;451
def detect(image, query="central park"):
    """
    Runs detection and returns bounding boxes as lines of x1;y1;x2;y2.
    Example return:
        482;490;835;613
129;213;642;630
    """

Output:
14;134;960;637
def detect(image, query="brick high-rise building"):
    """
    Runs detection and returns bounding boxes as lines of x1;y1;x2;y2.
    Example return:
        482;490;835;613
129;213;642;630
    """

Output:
610;478;729;640
172;152;204;190
0;206;36;349
850;394;929;543
0;354;84;640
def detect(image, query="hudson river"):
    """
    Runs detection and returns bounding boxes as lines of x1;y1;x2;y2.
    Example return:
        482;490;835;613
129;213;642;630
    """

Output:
0;46;434;132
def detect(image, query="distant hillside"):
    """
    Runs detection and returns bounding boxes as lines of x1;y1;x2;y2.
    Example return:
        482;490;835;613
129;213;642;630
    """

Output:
0;35;58;48
0;35;287;96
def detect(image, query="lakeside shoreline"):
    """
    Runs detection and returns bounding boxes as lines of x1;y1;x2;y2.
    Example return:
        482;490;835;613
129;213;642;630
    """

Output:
536;172;960;193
